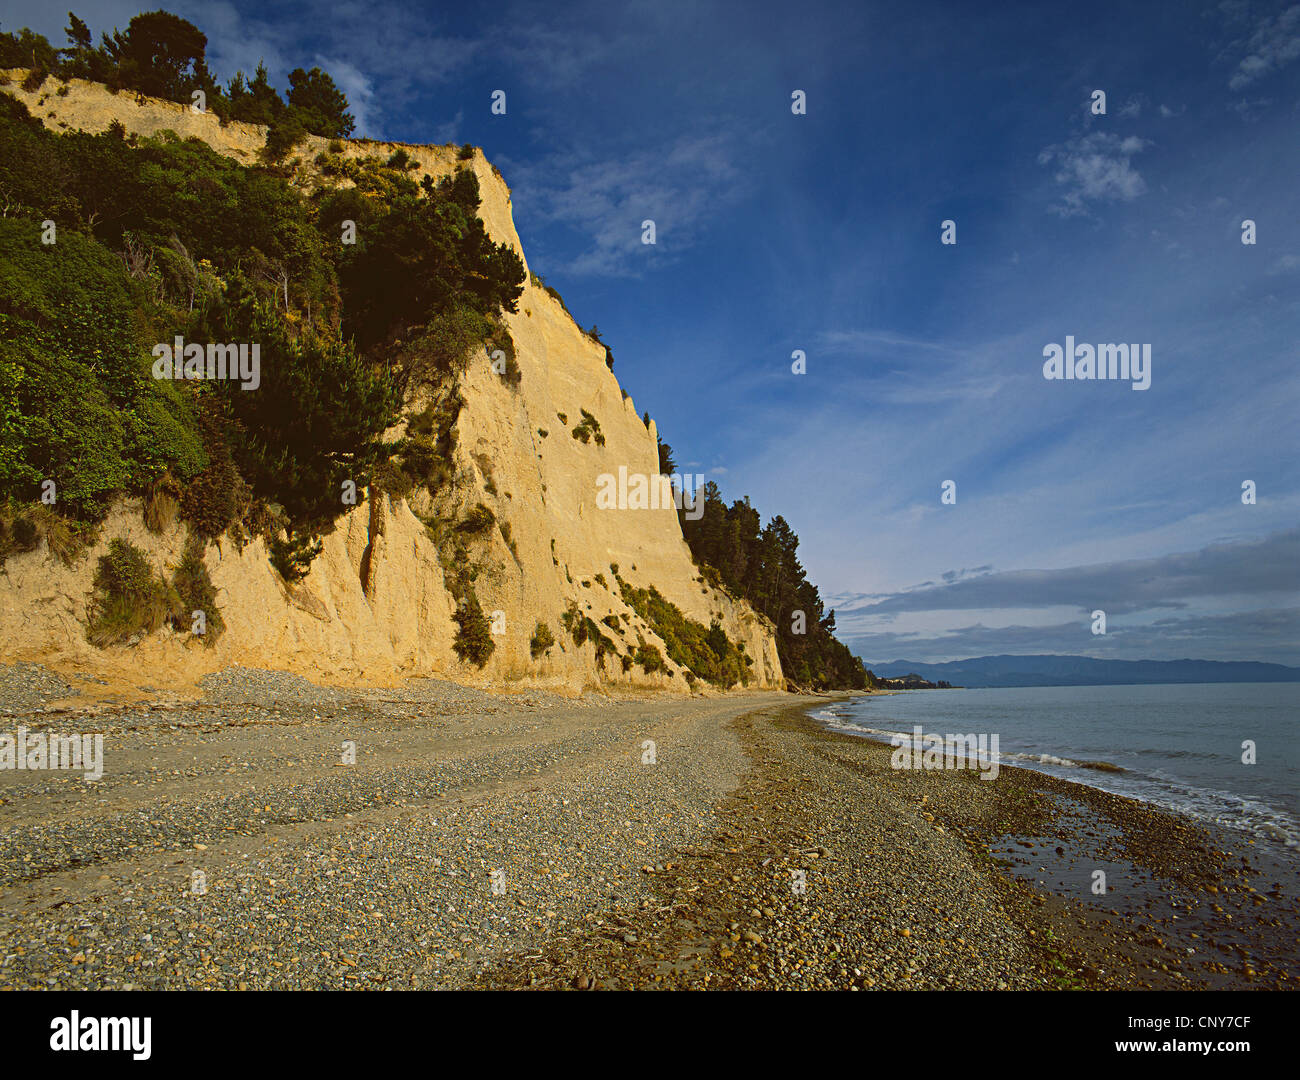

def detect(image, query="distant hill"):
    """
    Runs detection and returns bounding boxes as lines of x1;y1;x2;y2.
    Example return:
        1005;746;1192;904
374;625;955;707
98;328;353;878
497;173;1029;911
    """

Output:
864;654;1300;688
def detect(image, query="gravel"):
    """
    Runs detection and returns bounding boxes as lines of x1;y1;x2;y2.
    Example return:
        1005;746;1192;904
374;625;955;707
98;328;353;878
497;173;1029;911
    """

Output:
0;663;74;714
1;664;1294;991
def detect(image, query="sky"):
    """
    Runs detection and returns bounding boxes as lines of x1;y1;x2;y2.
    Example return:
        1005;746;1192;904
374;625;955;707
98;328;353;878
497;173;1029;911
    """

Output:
4;0;1298;664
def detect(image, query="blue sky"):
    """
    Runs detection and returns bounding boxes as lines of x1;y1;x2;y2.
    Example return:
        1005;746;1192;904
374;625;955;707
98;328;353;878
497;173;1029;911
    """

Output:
6;0;1298;663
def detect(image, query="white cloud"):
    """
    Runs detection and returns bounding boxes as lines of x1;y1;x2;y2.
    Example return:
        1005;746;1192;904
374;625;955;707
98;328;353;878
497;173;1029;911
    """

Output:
1037;132;1149;217
1228;4;1300;88
313;56;376;138
510;131;747;276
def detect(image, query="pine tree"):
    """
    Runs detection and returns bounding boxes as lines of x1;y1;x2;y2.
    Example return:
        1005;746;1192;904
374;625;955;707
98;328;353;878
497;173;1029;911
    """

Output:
287;66;355;138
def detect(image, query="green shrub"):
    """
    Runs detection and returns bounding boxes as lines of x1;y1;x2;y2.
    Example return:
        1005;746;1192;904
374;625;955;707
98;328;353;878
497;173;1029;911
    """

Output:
459;503;495;533
530;621;555;659
86;538;182;646
559;602;616;661
620;577;749;688
143;472;181;533
0;221;206;521
389;394;459;497
560;601;586;644
457;143;474;160
263;111;307;161
0;513;39;564
452;592;495;666
337;168;524;357
0;502;92;565
571;408;602;445
171;535;223;645
21;69;47;93
634;643;665;674
0;67;517;589
269;531;322;583
10;516;37;550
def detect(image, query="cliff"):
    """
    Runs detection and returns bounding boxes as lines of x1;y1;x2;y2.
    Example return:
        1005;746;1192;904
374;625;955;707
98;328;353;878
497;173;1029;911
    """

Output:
0;74;783;696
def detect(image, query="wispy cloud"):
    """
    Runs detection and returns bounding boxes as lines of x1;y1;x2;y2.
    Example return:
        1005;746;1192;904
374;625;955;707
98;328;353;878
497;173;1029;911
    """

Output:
510;131;748;276
1227;3;1300;89
848;607;1300;665
837;528;1299;618
313;55;377;136
1037;132;1149;217
487;21;629;88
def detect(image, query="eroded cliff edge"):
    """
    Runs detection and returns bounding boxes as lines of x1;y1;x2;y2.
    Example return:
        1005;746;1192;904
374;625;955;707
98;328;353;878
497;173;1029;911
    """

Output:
0;75;782;695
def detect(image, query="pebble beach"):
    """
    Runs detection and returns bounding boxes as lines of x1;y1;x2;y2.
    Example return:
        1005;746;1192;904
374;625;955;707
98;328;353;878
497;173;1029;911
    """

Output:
0;663;1295;991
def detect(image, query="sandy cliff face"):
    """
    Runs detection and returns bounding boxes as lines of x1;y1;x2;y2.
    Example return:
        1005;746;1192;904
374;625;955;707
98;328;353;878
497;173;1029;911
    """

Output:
0;75;782;694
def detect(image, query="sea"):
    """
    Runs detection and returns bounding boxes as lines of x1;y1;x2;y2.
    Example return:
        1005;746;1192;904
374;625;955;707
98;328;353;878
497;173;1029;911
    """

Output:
811;682;1299;848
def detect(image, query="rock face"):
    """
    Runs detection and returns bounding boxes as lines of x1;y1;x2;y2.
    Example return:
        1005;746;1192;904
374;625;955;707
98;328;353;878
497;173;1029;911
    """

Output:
0;75;782;694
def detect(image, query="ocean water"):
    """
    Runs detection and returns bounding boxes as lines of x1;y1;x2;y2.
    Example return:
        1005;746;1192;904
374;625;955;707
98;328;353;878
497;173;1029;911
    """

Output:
811;682;1300;848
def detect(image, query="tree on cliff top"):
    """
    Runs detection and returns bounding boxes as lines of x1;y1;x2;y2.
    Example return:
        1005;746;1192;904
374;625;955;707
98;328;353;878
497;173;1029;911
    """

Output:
225;62;284;127
102;10;217;103
287;66;355;138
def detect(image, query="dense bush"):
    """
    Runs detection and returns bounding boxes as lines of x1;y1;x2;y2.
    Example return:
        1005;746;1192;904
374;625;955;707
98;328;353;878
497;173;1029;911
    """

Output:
338;168;525;359
86;538;182;646
171;535;223;644
0;219;206;520
559;602;617;661
452;592;494;666
530;621;555;659
0;14;531;586
571;408;603;445
0;512;40;564
263;112;307;161
268;531;323;583
634;643;665;674
681;483;868;690
619;578;749;688
178;402;247;539
459;503;495;534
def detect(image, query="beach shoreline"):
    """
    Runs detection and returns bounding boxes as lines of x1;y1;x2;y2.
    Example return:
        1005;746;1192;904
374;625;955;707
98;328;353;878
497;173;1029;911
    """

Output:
480;698;1299;989
0;667;1294;990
